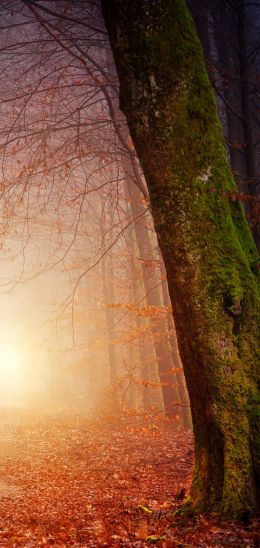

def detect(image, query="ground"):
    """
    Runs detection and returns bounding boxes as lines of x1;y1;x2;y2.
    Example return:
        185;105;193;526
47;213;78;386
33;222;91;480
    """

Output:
0;408;258;547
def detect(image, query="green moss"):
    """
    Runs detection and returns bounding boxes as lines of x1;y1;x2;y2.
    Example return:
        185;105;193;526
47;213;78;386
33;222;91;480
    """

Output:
145;3;260;514
103;0;260;517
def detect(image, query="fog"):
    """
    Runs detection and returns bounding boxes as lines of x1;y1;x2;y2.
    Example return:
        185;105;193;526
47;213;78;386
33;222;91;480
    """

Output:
0;0;190;424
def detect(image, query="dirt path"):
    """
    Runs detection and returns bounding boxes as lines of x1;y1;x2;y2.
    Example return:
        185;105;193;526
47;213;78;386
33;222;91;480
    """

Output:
0;411;258;546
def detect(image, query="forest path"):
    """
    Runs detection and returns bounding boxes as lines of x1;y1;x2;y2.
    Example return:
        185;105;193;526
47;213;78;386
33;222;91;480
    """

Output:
0;410;258;547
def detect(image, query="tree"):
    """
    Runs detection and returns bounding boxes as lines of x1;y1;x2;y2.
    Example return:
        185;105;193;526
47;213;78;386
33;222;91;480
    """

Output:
0;0;191;419
101;0;260;516
188;0;260;251
127;177;190;421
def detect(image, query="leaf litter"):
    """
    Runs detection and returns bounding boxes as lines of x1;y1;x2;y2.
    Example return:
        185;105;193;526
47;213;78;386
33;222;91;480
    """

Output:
0;409;258;547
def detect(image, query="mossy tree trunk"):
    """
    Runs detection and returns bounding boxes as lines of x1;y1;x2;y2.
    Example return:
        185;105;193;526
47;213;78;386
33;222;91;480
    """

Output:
101;0;260;516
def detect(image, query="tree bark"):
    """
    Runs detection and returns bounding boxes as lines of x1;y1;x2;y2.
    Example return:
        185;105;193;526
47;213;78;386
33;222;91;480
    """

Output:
236;1;260;252
127;205;164;410
190;0;260;252
101;252;118;385
127;179;179;416
102;0;260;516
158;252;192;428
100;216;118;390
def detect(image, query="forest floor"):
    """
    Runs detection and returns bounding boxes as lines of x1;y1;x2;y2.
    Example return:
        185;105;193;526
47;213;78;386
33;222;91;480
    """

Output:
0;408;259;547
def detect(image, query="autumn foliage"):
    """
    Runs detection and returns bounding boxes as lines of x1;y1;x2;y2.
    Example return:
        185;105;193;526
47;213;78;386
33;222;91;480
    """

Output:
0;411;259;547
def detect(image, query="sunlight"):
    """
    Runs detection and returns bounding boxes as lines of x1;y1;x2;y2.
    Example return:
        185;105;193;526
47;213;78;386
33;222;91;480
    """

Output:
0;345;24;401
0;346;21;378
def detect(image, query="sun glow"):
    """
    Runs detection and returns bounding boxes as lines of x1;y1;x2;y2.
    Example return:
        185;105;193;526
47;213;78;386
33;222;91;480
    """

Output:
0;342;52;406
0;346;21;378
0;345;24;400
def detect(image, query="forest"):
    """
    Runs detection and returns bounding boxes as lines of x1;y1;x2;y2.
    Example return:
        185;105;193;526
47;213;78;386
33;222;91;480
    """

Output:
0;0;259;546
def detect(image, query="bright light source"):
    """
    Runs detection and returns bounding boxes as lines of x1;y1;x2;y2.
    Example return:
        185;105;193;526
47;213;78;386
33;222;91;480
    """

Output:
0;346;21;378
0;345;24;402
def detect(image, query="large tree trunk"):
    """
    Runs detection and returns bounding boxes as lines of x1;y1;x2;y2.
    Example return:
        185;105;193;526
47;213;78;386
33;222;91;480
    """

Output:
102;0;260;516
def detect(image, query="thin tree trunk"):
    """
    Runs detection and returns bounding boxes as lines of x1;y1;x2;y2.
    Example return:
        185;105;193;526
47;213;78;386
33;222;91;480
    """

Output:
237;1;260;251
126;341;137;409
100;216;118;390
212;4;246;183
127;179;177;415
101;254;118;385
127;209;163;410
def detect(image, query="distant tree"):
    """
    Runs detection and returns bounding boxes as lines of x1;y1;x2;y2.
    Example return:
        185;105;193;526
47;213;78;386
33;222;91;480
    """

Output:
189;0;260;250
127;178;190;422
0;0;189;418
102;0;260;516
